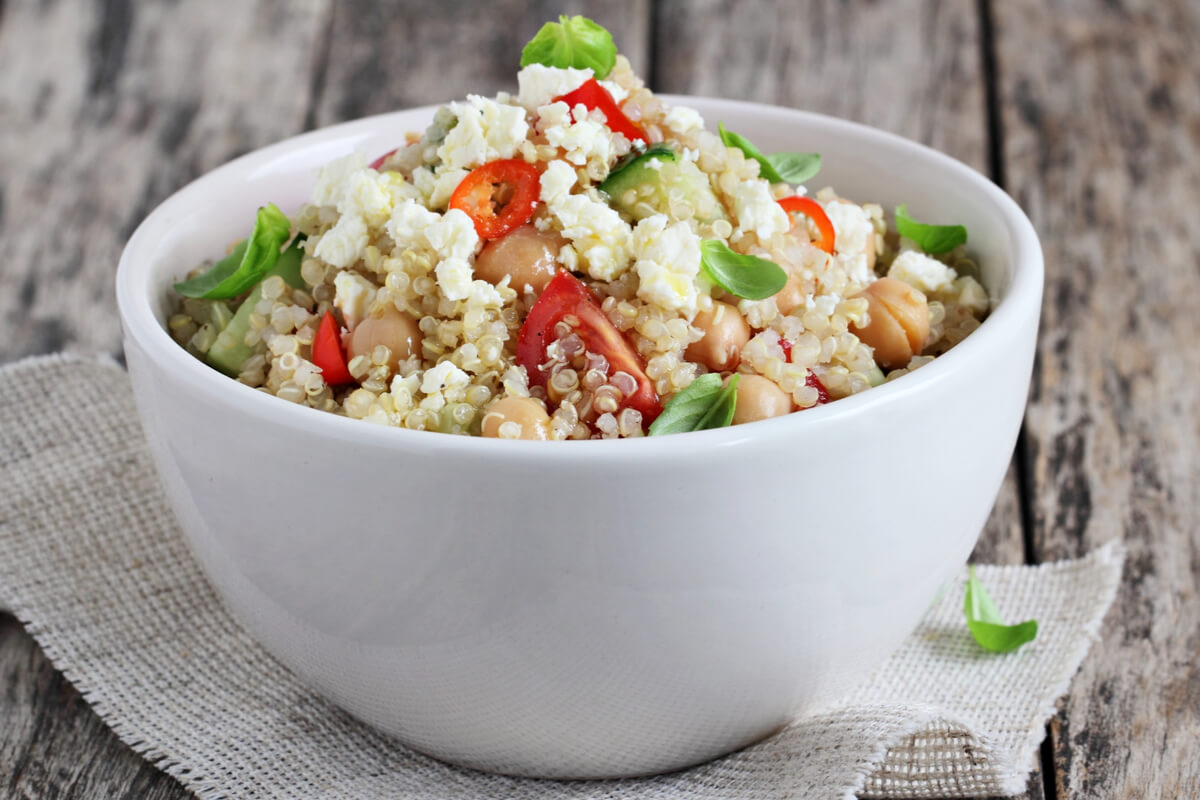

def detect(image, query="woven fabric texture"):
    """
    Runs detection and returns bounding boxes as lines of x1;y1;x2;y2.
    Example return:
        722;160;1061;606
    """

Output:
0;354;1123;800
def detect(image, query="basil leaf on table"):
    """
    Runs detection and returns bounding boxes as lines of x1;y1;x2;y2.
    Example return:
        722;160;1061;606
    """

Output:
520;15;617;78
649;374;739;436
174;203;293;299
895;204;968;255
964;566;1038;653
718;123;821;184
700;239;788;301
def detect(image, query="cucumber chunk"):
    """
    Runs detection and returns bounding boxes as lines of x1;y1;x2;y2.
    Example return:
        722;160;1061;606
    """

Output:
206;237;306;376
600;144;727;224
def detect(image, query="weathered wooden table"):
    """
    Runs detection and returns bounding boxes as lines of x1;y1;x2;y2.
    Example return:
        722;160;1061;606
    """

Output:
1;1;1196;797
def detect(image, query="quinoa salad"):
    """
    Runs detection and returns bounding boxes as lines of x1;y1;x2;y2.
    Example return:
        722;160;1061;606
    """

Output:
169;16;990;440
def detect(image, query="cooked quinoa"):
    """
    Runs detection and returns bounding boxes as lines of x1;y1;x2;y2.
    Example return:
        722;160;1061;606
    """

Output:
170;48;989;440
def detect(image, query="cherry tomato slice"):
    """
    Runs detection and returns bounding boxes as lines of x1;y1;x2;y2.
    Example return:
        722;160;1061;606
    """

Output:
779;337;830;406
778;196;836;254
449;159;541;240
517;271;661;423
805;372;830;405
369;148;398;171
553;78;647;144
312;311;355;386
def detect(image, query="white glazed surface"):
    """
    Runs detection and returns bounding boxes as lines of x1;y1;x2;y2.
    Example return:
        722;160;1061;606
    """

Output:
116;97;1043;779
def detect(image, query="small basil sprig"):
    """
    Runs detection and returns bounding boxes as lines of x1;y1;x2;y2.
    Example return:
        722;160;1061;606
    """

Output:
718;123;821;184
520;15;617;78
700;239;787;300
175;204;293;299
649;373;739;436
895;204;968;254
964;566;1038;653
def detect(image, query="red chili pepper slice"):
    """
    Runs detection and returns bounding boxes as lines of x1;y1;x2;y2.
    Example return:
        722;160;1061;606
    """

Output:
517;271;661;423
778;196;836;255
369;148;398;171
449;159;541;240
312;311;355;386
553;78;647;144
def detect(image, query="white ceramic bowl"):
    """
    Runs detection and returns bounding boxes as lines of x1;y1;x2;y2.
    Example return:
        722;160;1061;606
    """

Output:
116;96;1042;779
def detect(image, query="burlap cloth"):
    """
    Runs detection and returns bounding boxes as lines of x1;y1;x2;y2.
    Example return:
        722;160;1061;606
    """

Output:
0;354;1124;800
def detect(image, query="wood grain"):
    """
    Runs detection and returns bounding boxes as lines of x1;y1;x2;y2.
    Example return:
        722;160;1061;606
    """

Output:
995;0;1200;797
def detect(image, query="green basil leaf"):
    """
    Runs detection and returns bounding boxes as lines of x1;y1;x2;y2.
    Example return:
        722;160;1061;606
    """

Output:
964;566;1038;653
175;204;292;299
649;373;739;436
765;151;821;184
520;15;617;78
895;204;968;255
719;123;820;184
700;239;788;301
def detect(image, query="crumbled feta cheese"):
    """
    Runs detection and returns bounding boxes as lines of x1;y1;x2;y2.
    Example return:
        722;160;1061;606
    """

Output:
733;179;790;241
428;167;469;210
387;199;441;247
425;208;479;261
539;158;577;205
823;201;873;260
340;169;395;228
598;79;628;104
435;257;473;301
889;249;958;294
663;105;704;136
312;152;367;208
332;270;377;329
540;161;632;280
437;95;529;170
421;360;470;395
631;214;702;317
516;64;592;110
537;101;615;166
314;214;368;268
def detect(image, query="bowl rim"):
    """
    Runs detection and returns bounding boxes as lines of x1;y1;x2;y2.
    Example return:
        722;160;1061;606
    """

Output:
116;95;1043;463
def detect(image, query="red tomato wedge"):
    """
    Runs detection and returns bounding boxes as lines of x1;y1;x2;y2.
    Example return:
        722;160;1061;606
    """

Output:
369;148;398;171
778;196;836;255
449;159;541;240
517;271;661;423
553;78;647;144
312;311;355;386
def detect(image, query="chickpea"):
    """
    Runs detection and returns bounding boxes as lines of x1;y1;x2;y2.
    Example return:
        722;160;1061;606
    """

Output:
347;307;422;371
481;396;551;440
731;374;794;425
850;277;931;369
775;271;805;315
474;224;563;294
685;302;750;371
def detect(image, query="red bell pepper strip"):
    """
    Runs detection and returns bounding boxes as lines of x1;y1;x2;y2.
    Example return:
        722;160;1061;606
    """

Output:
778;196;836;254
312;311;355;386
553;78;647;144
517;271;661;423
449;159;541;240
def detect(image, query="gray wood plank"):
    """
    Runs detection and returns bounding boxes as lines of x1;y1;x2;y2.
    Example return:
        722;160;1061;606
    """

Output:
994;0;1200;798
